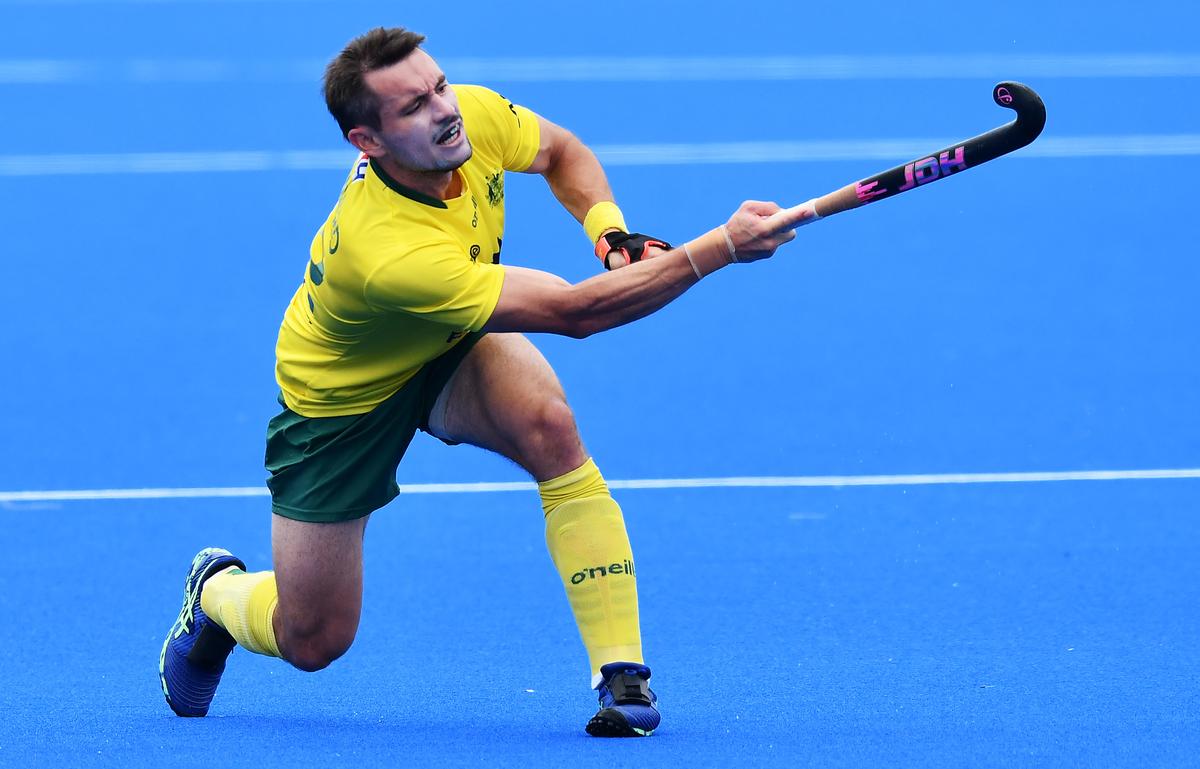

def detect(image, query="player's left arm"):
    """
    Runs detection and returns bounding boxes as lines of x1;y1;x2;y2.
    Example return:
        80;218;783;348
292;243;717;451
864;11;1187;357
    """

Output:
522;114;670;269
521;115;610;223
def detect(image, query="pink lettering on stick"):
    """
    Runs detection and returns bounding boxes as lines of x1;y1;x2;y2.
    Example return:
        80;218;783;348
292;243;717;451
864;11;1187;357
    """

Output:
856;180;888;203
939;146;967;175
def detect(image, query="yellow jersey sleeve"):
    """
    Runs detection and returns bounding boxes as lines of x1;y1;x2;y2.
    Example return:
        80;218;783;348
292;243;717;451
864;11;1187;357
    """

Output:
453;84;541;172
363;240;505;332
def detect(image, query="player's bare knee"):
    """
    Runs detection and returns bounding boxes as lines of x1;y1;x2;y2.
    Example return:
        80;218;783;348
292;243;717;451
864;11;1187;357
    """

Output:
539;397;578;440
521;397;581;460
279;618;357;672
283;629;356;672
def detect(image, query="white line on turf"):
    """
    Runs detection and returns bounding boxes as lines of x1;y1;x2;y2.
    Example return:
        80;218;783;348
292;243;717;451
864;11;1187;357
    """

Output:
4;54;1200;83
2;468;1198;504
3;134;1200;177
0;0;322;5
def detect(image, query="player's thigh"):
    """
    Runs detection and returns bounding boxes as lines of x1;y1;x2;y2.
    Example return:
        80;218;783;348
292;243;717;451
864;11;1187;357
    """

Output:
271;513;368;637
430;332;585;478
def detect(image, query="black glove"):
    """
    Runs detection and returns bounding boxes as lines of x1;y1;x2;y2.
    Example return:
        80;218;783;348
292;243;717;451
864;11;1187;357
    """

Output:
595;231;673;270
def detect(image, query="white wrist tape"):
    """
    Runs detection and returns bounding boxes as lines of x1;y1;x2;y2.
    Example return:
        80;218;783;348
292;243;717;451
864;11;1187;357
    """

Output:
789;198;823;227
682;227;735;278
682;243;704;280
720;225;738;263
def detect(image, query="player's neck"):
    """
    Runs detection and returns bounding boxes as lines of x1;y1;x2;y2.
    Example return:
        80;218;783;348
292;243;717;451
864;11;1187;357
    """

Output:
373;157;461;201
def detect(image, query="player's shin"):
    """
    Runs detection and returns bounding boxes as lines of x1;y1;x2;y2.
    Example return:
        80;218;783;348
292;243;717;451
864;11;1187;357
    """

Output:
540;459;643;685
199;568;282;658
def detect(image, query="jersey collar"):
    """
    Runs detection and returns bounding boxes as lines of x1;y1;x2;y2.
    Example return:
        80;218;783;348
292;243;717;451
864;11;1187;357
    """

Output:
369;158;450;210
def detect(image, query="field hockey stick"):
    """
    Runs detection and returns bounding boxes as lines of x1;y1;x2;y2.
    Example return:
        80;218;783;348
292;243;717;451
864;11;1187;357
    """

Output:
784;81;1046;223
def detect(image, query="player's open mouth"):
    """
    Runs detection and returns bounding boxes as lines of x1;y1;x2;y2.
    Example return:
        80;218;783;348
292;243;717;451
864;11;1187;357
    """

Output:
436;120;463;146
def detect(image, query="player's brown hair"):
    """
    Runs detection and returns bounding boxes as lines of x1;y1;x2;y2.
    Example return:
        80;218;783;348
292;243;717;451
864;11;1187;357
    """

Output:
324;27;427;139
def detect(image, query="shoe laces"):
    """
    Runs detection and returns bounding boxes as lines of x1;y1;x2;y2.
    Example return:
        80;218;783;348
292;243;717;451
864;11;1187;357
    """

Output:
599;664;654;708
171;550;213;640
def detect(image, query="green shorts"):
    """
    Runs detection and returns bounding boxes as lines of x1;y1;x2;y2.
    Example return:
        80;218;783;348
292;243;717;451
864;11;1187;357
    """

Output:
264;333;484;523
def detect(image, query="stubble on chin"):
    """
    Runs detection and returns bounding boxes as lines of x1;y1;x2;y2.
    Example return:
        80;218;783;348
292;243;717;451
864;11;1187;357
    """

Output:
439;141;473;171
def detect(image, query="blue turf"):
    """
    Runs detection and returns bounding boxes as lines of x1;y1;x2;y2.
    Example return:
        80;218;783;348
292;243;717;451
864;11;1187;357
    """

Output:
3;482;1198;766
2;0;1199;766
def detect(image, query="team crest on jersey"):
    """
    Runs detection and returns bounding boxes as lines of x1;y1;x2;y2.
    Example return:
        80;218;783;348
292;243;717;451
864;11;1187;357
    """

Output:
486;171;504;207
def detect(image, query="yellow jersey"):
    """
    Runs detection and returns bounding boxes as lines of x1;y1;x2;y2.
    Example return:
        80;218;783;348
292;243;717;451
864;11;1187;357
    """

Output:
275;85;541;417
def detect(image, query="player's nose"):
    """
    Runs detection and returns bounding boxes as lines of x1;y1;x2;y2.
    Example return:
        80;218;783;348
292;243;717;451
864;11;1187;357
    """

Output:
430;90;458;122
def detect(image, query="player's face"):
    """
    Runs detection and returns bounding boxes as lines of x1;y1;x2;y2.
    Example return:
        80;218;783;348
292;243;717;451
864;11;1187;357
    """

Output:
362;50;472;173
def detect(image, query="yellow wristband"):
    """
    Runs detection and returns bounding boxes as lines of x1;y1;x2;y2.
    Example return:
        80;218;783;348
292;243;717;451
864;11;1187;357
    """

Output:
583;201;628;244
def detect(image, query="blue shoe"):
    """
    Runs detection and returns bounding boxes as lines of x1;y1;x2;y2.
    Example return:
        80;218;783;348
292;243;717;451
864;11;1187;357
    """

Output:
159;547;246;717
586;662;661;737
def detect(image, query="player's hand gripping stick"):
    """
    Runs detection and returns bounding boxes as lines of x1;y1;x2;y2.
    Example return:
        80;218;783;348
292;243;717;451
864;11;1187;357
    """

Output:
682;201;819;278
782;81;1046;226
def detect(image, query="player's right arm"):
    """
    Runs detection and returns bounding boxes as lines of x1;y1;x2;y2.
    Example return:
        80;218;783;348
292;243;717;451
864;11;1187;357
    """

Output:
483;200;815;338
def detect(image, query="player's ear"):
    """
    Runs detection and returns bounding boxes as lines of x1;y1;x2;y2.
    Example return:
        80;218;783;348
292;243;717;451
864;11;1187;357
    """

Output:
347;126;384;157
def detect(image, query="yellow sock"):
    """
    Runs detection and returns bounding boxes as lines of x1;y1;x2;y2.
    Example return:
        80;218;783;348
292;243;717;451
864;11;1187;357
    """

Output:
541;458;643;682
199;568;282;658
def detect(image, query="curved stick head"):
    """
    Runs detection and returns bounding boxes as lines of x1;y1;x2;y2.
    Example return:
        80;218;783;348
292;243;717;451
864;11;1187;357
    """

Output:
993;81;1047;143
